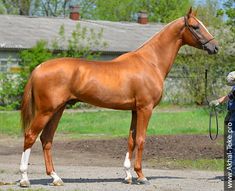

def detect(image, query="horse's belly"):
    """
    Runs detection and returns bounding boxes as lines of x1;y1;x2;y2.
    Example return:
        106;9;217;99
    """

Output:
78;93;135;110
73;83;135;110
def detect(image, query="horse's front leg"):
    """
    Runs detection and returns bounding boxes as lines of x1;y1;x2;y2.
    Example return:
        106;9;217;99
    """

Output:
134;106;152;184
123;111;137;184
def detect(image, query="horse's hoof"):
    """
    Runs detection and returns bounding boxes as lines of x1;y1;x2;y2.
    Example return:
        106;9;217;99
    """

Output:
19;179;30;187
136;177;150;185
50;179;64;186
123;177;132;184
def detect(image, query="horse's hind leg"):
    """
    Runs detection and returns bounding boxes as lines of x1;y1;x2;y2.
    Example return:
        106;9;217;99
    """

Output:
40;106;65;186
123;111;137;184
20;111;54;187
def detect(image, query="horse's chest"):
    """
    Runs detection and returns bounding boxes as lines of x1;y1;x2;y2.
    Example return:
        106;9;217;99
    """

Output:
136;81;163;107
151;86;163;104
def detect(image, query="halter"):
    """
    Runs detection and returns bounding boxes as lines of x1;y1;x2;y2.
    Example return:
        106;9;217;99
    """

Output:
184;16;214;49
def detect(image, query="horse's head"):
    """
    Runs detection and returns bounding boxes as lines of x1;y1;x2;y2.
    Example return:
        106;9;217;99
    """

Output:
182;7;219;54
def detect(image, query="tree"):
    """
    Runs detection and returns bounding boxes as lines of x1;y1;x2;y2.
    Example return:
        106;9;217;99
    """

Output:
0;0;71;16
78;0;96;19
218;0;235;33
195;0;223;27
18;0;31;15
0;0;31;15
0;0;20;14
93;0;136;21
37;0;70;17
141;0;193;23
77;0;193;23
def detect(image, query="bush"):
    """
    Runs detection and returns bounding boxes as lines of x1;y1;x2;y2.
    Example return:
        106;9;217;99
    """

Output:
20;40;53;73
0;73;23;110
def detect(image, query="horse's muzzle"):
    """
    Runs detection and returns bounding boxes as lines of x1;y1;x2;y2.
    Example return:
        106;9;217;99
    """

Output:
203;42;219;55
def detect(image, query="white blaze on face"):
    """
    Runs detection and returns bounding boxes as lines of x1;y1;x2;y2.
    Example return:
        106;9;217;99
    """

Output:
195;17;213;37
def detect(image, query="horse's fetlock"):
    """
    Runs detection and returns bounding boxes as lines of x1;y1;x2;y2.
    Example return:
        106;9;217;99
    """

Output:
46;169;53;175
20;165;27;173
25;133;36;146
134;163;142;172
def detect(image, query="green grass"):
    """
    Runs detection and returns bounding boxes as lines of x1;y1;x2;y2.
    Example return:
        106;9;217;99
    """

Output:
148;109;225;136
147;158;224;171
0;107;225;137
177;159;224;171
0;111;21;136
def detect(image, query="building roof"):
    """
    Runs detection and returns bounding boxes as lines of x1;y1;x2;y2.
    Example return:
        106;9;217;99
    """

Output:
0;15;164;53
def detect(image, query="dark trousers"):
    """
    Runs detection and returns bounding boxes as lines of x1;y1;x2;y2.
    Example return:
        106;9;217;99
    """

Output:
225;112;235;176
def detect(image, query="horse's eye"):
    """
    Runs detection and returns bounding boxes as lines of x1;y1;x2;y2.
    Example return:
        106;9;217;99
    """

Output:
192;25;199;30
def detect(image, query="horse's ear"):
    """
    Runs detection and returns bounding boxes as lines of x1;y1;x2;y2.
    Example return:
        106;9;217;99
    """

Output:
187;6;193;18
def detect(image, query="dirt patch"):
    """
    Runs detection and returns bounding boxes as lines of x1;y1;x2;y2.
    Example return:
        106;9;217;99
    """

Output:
0;135;223;168
54;135;223;166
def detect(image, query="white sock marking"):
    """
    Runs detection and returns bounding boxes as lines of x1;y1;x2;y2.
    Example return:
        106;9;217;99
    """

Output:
50;171;62;182
20;148;31;181
123;152;132;180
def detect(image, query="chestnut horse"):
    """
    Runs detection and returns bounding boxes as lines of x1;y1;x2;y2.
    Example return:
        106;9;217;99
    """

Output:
19;8;218;187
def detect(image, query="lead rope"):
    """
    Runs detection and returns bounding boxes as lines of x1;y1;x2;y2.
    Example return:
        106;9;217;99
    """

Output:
205;68;219;140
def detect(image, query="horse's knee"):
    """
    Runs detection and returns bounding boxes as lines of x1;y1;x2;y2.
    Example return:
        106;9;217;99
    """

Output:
40;132;53;150
24;132;37;150
40;137;52;150
136;137;145;150
43;142;52;150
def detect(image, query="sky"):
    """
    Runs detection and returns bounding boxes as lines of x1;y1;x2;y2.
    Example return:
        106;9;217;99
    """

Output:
194;0;225;8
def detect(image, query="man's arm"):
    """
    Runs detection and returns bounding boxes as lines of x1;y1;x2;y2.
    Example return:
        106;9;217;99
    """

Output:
218;95;229;104
210;96;228;107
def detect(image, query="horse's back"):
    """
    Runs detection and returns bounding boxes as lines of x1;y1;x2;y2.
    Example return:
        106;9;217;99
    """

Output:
29;57;132;109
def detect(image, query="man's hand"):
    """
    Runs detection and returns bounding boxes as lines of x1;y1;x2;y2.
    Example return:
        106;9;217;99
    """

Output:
209;100;220;107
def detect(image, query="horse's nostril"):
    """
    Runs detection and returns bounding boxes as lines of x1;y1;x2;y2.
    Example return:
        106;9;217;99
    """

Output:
215;45;219;53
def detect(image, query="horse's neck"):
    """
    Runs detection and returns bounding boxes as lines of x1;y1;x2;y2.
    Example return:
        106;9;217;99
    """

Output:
136;18;184;78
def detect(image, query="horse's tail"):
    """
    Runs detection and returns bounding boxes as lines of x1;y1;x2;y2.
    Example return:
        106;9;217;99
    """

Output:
21;75;35;132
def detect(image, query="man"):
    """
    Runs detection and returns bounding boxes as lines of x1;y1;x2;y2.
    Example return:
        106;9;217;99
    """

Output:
210;71;235;180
